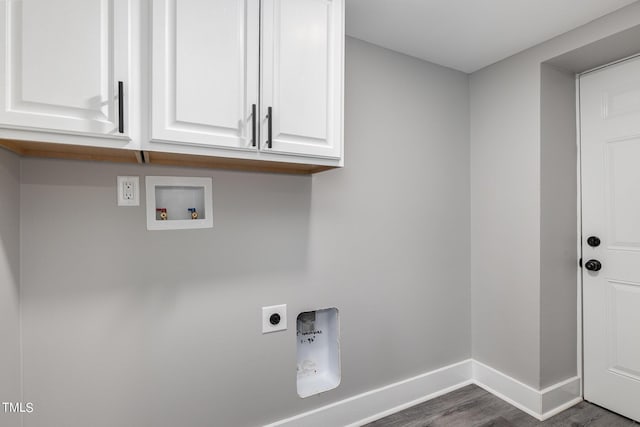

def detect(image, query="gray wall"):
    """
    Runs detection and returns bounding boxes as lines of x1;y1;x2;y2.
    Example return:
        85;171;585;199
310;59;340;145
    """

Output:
470;51;542;387
18;37;471;427
540;64;577;388
0;148;21;427
470;2;640;389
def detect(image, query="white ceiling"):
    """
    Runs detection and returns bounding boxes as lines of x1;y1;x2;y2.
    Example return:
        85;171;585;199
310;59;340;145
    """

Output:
345;0;638;73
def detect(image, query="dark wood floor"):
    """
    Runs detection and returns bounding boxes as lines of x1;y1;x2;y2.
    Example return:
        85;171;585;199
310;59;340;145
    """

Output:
364;384;638;427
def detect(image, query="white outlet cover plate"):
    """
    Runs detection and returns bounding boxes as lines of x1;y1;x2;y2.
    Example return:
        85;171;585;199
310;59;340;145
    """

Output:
117;176;140;206
262;304;287;334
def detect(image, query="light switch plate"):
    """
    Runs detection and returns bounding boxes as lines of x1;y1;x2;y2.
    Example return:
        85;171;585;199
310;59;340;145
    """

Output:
117;176;140;206
262;304;287;334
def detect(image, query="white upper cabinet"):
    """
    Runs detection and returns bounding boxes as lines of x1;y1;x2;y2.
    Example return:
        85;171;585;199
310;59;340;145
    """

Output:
0;0;343;171
260;0;343;160
150;0;343;165
151;0;260;151
0;0;134;140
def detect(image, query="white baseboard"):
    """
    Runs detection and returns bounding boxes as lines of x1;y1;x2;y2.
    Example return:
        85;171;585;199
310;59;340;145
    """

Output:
264;359;581;426
472;360;581;421
264;359;473;427
540;376;582;419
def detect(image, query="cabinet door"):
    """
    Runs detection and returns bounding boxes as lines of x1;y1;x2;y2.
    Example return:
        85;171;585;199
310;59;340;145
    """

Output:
151;0;259;150
0;0;131;137
261;0;343;159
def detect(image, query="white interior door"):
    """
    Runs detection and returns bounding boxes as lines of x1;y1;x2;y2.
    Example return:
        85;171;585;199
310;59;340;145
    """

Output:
581;55;640;422
260;0;343;159
151;0;259;150
0;0;130;136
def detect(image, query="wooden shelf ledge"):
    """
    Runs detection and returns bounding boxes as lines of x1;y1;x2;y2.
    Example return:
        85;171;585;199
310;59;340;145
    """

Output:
0;139;336;175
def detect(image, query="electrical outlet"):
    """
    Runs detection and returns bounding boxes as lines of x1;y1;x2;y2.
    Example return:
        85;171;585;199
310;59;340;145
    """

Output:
117;176;140;206
262;304;287;334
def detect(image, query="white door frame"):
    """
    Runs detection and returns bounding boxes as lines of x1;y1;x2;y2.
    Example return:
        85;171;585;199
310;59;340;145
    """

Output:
575;75;584;397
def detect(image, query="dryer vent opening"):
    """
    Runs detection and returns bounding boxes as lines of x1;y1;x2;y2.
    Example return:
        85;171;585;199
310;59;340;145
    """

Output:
296;307;341;398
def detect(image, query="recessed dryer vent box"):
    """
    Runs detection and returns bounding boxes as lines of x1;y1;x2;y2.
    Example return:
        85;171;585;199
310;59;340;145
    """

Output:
296;307;340;398
145;176;213;231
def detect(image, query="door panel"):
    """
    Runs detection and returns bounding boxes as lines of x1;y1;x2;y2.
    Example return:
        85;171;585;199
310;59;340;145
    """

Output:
277;0;328;141
151;0;259;150
606;138;640;249
581;55;640;422
175;1;239;129
607;281;640;380
261;0;343;159
0;0;129;135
